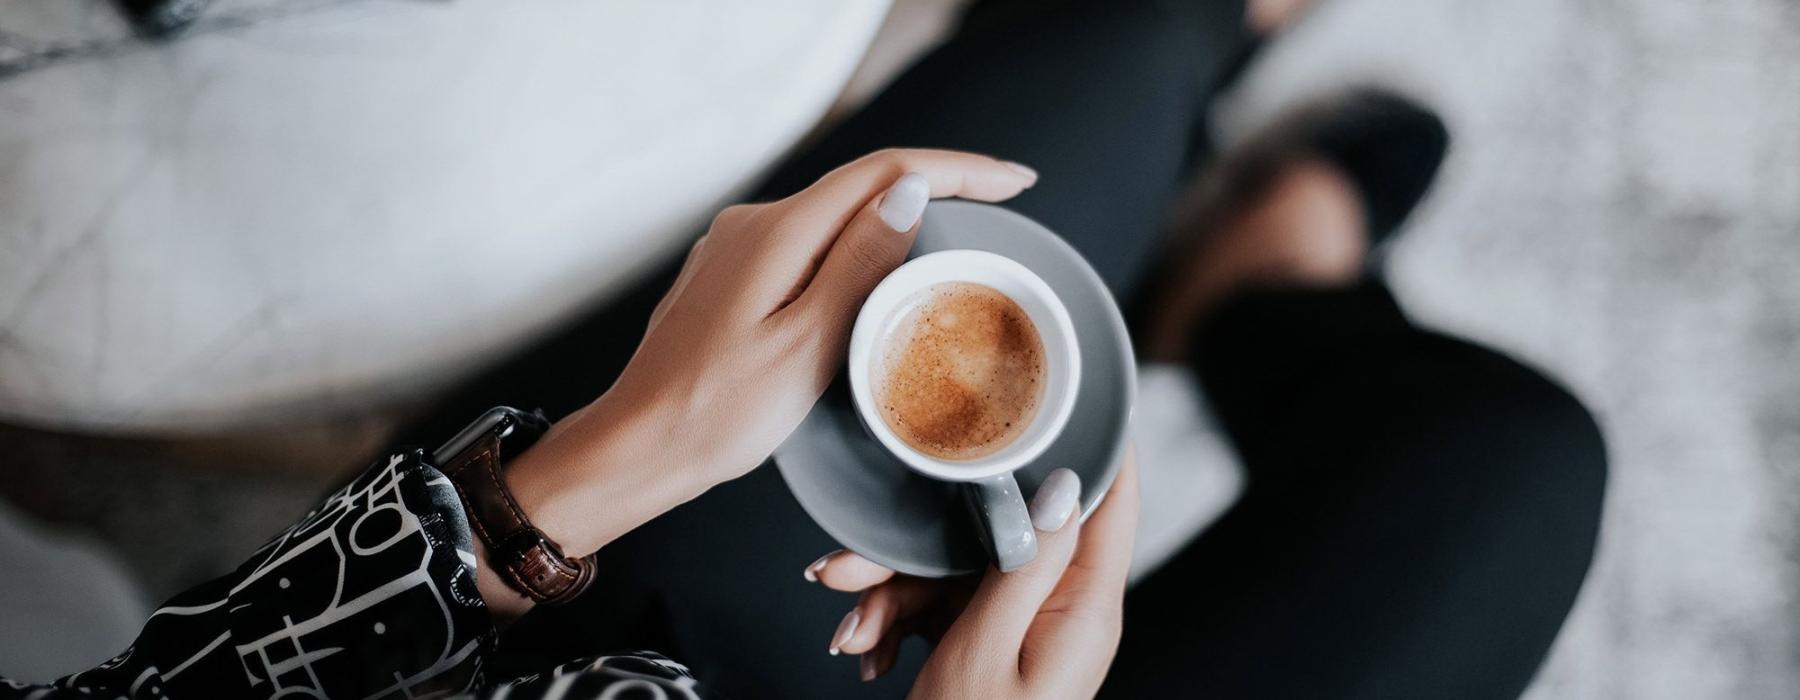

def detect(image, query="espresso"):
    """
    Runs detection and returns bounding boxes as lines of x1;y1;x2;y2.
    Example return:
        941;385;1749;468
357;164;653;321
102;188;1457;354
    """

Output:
876;282;1045;461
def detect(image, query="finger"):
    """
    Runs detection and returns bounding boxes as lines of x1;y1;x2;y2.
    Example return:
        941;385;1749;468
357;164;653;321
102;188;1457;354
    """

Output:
806;549;898;592
834;578;942;655
951;468;1085;649
782;172;929;345
790;148;1036;233
1022;451;1138;692
754;150;1036;305
862;633;902;682
1063;445;1140;603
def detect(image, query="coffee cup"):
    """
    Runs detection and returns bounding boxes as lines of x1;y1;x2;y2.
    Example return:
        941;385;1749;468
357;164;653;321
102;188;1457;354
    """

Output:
848;249;1081;571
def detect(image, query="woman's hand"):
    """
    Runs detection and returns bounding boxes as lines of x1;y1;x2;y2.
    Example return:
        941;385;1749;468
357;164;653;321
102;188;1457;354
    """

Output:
600;150;1036;488
477;150;1037;619
810;449;1140;699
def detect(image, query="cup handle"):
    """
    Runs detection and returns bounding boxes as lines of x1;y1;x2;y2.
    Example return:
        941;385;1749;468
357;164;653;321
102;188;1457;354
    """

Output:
963;473;1038;572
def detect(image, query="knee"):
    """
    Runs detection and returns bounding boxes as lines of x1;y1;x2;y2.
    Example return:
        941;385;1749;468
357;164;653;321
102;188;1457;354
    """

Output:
1478;347;1606;500
1407;337;1610;530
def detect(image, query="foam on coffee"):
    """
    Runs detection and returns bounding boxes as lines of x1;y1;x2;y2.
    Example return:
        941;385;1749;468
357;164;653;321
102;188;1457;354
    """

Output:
876;282;1045;461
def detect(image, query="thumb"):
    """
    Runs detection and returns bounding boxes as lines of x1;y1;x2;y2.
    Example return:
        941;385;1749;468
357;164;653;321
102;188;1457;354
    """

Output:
789;171;930;331
945;468;1084;651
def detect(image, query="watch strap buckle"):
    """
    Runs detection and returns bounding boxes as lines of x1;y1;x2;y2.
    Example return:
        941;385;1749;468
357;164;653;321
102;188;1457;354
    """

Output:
440;407;595;606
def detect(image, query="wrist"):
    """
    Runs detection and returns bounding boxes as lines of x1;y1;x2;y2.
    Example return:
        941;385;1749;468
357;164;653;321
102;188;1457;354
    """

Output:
500;389;715;557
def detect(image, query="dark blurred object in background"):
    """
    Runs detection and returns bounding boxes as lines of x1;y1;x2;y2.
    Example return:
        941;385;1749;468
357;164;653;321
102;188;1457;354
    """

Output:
112;0;206;36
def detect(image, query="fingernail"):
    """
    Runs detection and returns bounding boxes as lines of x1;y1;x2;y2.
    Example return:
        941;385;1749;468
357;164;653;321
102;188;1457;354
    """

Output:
860;653;877;682
829;608;860;656
1029;468;1080;532
1002;160;1038;183
803;550;839;583
877;172;931;232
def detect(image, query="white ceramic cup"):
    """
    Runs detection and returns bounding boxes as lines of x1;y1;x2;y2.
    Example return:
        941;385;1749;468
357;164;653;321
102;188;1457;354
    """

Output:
847;249;1081;570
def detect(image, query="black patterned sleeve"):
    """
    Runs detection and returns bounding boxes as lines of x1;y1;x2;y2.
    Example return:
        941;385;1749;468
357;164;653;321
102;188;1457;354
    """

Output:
0;450;707;699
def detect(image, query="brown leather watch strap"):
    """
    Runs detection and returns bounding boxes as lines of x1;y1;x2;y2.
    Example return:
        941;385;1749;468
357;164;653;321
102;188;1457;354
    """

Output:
441;429;596;606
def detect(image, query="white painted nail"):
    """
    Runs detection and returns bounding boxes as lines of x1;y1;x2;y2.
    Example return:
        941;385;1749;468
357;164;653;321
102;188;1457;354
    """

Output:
803;550;839;583
860;652;877;682
877;172;931;232
1002;160;1038;182
829;608;860;656
1029;468;1081;532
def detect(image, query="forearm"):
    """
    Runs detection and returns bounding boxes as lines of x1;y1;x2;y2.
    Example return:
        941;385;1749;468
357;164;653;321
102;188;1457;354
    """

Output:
0;452;496;698
478;387;724;621
0;441;725;698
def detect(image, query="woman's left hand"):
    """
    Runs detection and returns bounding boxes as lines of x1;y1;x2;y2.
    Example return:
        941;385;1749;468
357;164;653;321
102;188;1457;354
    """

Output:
496;150;1037;586
809;450;1139;696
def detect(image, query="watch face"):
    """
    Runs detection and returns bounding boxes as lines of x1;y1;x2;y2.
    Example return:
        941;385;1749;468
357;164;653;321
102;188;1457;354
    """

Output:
433;407;549;467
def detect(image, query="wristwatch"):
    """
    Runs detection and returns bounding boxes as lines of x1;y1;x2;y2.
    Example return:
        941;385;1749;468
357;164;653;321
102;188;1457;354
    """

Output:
434;406;597;605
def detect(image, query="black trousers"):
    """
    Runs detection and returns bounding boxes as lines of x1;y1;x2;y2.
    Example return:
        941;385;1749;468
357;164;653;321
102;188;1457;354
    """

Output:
418;0;1608;697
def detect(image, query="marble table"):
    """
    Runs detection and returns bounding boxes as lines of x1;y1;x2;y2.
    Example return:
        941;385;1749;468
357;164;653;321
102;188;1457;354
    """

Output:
0;0;889;432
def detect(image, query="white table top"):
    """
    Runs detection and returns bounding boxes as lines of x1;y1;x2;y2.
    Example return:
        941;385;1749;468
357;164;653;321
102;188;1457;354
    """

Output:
0;0;889;431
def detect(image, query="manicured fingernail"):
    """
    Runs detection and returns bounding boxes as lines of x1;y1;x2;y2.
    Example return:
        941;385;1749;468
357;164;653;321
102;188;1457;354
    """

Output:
877;172;931;232
829;608;860;656
1029;468;1080;532
1002;160;1038;183
803;550;839;583
860;653;877;681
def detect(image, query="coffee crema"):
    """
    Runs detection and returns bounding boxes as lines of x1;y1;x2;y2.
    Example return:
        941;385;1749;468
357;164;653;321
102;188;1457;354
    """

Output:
876;282;1045;461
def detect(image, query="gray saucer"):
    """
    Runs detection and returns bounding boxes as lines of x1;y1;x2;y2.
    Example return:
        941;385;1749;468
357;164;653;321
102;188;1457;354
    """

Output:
773;201;1137;577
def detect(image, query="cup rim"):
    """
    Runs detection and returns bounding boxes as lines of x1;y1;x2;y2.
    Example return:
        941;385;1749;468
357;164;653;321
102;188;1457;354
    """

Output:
848;249;1081;481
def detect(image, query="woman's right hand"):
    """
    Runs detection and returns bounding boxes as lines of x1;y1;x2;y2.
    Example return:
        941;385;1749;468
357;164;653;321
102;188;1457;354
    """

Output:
812;449;1140;699
478;149;1036;621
